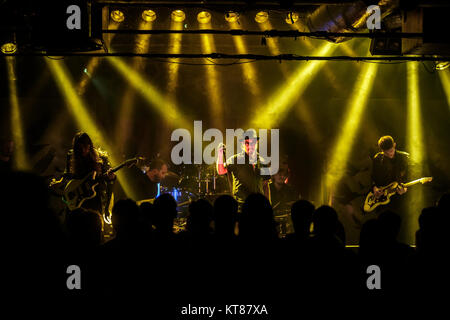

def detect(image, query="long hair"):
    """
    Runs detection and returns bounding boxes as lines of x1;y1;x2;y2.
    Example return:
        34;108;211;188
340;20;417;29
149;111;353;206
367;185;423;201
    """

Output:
70;132;100;175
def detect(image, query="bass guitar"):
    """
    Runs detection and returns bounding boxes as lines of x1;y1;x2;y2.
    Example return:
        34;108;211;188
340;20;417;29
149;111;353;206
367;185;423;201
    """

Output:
363;177;433;213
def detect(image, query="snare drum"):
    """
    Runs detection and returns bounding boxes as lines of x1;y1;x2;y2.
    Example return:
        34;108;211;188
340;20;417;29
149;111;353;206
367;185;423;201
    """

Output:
160;187;197;216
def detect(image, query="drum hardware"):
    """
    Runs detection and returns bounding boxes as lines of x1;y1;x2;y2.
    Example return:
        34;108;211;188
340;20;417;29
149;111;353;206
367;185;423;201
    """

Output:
273;210;294;238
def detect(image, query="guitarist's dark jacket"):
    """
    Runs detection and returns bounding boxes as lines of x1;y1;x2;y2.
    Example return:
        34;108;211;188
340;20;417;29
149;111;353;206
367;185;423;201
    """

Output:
371;150;409;188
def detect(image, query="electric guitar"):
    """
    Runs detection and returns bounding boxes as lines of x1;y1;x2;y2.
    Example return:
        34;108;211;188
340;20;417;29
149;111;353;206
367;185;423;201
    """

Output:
62;157;143;211
363;177;433;213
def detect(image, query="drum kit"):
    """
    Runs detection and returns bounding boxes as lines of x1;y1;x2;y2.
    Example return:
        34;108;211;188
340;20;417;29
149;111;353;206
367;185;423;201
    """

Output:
158;163;295;238
159;163;230;216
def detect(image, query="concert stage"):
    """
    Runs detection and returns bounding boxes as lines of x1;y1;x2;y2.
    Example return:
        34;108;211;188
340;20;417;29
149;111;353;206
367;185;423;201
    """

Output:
1;0;449;311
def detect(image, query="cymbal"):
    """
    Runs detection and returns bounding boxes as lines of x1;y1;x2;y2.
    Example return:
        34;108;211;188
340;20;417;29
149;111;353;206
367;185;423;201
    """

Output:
273;200;296;209
160;171;180;188
165;171;180;179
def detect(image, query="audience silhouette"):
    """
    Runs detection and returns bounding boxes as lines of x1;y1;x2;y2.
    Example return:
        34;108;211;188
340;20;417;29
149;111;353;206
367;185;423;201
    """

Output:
2;170;447;306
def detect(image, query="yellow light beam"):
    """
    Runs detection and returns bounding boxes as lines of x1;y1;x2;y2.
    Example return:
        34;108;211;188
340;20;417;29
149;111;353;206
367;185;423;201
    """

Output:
136;22;152;51
167;21;183;97
107;56;191;129
407;62;424;170
77;21;120;95
46;58;135;199
406;62;426;239
252;42;337;128
438;70;450;112
325;63;378;190
77;57;100;95
157;20;184;155
115;20;153;153
261;21;325;204
258;21;283;69
6;56;28;170
260;21;323;146
200;22;225;129
230;22;263;98
289;22;342;93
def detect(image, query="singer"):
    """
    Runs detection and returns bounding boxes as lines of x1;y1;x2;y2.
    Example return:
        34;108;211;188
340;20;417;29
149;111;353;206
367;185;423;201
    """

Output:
216;129;271;207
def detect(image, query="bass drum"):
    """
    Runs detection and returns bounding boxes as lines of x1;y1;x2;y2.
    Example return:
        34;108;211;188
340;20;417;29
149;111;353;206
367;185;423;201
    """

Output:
160;187;197;217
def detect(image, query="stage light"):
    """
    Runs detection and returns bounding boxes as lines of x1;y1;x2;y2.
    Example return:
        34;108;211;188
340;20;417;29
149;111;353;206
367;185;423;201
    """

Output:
255;11;269;24
110;10;125;23
171;10;186;22
285;12;299;24
6;56;28;170
252;42;337;128
225;12;239;23
83;68;91;78
107;57;191;129
435;61;450;71
197;11;211;24
1;42;17;54
142;9;156;22
46;58;135;200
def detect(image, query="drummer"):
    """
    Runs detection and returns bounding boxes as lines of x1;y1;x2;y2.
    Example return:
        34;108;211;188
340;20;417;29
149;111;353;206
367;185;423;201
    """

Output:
133;158;169;201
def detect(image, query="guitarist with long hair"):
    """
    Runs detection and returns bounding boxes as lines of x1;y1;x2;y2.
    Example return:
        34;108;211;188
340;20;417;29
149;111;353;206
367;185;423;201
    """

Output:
64;132;116;220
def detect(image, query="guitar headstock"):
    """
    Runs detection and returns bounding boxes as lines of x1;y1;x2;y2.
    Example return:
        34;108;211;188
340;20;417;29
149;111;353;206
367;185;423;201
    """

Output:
125;156;145;168
420;177;433;184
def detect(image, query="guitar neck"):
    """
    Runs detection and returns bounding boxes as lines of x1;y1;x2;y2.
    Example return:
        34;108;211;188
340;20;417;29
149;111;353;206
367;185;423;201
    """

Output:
403;178;425;187
110;159;136;173
111;163;126;173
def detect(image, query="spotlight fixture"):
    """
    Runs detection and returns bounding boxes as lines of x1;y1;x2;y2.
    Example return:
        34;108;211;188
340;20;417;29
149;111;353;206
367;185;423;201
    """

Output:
435;61;450;71
255;11;269;24
142;10;157;22
83;68;91;77
171;10;186;22
1;42;17;54
370;35;401;55
225;12;239;23
197;11;211;24
110;10;125;23
285;12;299;24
